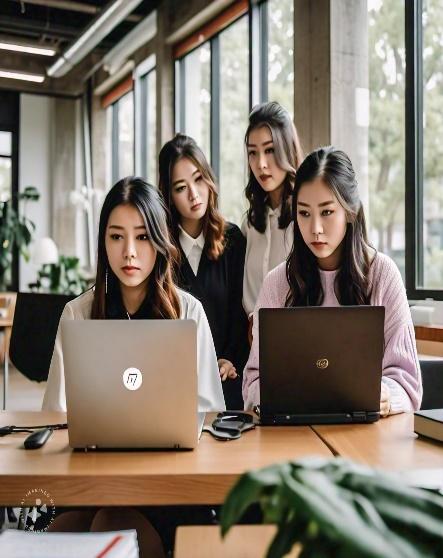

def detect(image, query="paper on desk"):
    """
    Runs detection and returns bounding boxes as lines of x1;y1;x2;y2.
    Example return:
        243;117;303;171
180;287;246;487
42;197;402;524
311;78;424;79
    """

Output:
0;529;139;558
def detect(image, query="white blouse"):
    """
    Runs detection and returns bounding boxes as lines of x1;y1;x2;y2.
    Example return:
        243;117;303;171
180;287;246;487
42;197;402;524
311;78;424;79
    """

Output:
241;206;293;316
179;226;205;276
42;288;226;413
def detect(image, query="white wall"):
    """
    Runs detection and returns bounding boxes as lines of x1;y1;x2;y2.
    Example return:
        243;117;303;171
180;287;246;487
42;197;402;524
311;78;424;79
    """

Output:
19;94;52;291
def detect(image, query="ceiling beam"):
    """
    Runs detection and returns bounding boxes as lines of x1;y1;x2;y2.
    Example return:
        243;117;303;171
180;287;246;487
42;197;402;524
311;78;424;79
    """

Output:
9;0;142;22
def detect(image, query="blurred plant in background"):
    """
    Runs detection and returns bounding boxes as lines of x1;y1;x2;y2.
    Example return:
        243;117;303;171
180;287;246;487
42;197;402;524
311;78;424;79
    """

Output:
0;186;39;291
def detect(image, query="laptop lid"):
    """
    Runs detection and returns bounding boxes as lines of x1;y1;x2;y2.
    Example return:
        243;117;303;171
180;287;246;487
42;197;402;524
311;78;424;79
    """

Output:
61;320;198;449
259;306;385;422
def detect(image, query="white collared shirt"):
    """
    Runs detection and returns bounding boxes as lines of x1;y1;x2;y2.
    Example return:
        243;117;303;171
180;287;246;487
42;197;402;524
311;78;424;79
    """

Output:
241;206;293;316
179;226;205;276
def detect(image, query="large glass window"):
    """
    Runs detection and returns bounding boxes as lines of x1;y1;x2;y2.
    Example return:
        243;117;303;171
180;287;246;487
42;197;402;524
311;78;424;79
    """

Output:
117;92;134;179
422;0;443;290
368;0;406;277
267;0;294;117
182;44;211;159
146;70;157;184
219;15;249;223
175;1;295;225
108;91;134;184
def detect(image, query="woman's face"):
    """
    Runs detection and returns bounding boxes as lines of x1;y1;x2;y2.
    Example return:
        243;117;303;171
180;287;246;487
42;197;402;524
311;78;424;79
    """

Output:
171;157;210;224
296;177;348;270
247;125;287;194
105;203;157;289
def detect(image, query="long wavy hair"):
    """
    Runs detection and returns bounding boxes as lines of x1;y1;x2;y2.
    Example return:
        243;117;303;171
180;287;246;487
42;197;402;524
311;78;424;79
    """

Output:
245;101;304;233
286;146;373;307
91;177;181;319
158;134;226;261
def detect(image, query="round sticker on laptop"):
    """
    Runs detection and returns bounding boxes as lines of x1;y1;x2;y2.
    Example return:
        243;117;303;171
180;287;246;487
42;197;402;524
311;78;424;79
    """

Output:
123;367;143;390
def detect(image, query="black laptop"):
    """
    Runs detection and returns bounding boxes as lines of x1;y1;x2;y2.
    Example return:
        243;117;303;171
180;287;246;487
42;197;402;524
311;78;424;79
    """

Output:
259;306;385;425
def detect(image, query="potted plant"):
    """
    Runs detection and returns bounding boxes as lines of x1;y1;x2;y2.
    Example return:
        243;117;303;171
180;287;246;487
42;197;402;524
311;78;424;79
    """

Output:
221;457;443;558
0;186;40;291
29;255;90;296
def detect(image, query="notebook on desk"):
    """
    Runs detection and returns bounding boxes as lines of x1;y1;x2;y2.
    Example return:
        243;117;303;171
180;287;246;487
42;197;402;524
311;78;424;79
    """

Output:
62;320;200;450
259;306;385;425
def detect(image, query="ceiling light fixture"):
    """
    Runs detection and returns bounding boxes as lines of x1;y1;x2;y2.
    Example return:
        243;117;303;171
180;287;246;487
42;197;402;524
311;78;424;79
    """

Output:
0;69;45;83
0;41;56;56
47;0;143;78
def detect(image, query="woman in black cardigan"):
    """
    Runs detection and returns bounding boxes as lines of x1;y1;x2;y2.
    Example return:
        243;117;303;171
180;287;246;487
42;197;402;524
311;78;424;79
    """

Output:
159;134;249;409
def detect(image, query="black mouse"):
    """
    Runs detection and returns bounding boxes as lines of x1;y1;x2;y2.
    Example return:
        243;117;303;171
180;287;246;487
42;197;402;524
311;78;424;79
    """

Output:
24;428;53;449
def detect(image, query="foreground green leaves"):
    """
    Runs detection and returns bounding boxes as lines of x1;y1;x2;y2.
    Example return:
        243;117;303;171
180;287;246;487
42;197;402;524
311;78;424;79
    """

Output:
220;458;443;558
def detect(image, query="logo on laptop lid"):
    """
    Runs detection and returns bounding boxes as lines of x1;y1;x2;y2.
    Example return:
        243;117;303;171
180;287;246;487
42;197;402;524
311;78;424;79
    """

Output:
316;358;329;370
123;367;143;390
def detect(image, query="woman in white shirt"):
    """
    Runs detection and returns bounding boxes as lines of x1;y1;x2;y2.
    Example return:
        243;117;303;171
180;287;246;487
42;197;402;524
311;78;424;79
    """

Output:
242;101;304;316
42;177;225;557
43;176;224;414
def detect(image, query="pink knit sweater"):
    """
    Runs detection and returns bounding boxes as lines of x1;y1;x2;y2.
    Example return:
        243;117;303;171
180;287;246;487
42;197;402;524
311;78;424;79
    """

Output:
243;252;423;413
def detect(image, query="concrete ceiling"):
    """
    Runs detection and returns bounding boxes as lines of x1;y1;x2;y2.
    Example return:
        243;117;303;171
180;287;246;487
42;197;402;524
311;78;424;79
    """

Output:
0;0;158;96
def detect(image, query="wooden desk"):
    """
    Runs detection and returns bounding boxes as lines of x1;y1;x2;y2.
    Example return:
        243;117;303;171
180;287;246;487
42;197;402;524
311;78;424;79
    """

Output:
0;411;332;507
313;413;443;471
175;525;300;558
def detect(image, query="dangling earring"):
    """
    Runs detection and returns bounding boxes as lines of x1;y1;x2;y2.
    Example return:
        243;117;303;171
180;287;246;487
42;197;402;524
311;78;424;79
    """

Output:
105;266;108;295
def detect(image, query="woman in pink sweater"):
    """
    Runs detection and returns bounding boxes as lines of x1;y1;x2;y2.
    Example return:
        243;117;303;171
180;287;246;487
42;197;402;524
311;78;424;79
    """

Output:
243;146;422;415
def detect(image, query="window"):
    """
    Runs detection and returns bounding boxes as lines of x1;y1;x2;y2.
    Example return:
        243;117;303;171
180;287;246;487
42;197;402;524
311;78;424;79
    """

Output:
175;1;294;225
117;92;134;180
135;56;157;184
108;89;134;184
406;0;443;298
178;43;211;159
0;131;12;203
267;0;294;117
218;16;249;223
368;0;406;278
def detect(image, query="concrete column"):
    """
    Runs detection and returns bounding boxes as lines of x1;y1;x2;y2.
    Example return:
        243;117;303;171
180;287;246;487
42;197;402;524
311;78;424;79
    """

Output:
330;0;369;212
294;0;331;153
156;3;175;154
51;98;78;257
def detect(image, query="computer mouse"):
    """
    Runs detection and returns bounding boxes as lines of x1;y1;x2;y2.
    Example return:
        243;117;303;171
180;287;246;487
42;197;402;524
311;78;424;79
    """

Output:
24;428;53;449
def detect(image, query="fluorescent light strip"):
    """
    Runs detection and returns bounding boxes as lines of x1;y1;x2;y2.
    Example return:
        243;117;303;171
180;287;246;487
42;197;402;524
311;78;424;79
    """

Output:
0;70;45;83
0;42;56;56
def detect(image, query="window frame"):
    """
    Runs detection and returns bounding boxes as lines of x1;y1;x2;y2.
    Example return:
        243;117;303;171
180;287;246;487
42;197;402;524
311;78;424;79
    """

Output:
405;0;443;299
134;54;156;182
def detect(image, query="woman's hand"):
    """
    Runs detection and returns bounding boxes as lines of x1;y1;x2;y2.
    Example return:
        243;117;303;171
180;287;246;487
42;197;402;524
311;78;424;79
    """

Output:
218;359;237;381
380;382;391;417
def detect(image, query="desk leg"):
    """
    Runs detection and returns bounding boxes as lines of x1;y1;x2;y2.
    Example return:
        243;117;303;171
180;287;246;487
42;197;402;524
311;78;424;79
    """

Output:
2;352;7;410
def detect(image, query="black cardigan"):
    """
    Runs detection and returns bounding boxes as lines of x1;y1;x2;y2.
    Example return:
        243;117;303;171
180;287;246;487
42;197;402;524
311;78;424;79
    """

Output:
176;222;249;409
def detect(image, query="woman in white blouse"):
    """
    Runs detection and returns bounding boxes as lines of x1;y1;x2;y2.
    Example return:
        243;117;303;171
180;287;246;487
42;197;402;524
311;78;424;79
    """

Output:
42;177;225;557
43;176;224;414
242;101;304;317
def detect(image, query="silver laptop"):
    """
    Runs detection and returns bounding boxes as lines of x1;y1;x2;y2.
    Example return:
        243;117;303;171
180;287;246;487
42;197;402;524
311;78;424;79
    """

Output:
259;306;385;425
61;320;200;449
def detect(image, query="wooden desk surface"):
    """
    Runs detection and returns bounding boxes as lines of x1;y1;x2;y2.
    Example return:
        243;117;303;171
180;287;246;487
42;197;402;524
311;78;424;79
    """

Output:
0;317;13;328
313;413;443;471
0;412;332;507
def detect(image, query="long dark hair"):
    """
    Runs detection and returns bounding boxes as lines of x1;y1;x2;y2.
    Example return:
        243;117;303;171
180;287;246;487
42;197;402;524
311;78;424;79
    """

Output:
91;176;181;319
158;134;226;260
245;101;303;233
286;146;373;307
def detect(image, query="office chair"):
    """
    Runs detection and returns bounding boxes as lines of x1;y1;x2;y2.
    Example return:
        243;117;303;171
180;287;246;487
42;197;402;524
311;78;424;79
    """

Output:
419;359;443;410
6;293;76;406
